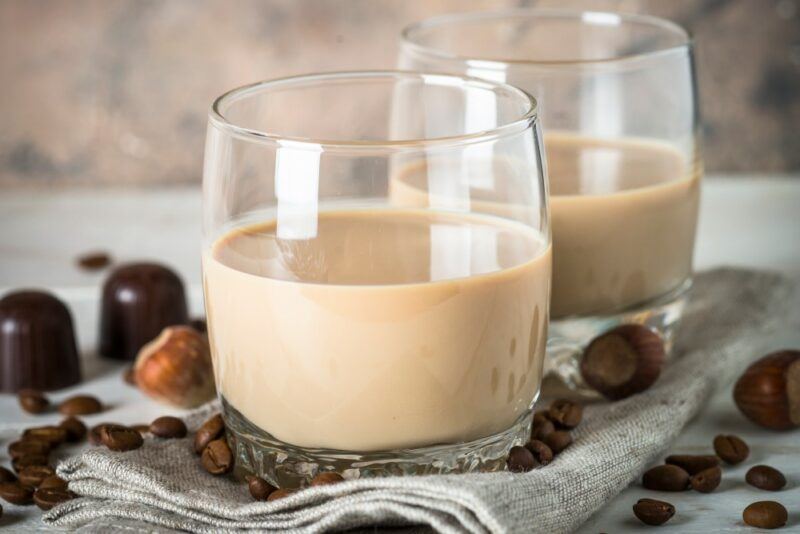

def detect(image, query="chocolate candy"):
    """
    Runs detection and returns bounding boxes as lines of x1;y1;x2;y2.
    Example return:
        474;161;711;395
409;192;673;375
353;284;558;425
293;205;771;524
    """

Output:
99;262;188;360
0;290;81;392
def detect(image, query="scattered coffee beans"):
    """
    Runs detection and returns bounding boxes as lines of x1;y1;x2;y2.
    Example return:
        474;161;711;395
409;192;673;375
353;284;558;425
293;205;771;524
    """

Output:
531;413;555;440
746;465;787;491
99;424;144;452
18;389;49;414
0;467;16;483
543;430;572;454
38;475;68;491
548;399;583;429
150;416;187;439
58;394;103;416
642;464;690;492
18;465;55;488
23;425;68;446
8;439;50;459
507;446;537;473
690;466;722;493
665;454;720;475
713;434;749;465
267;488;295;501
0;481;34;505
310;472;345;486
201;438;233;475
194;414;225;454
59;416;87;442
247;476;276;501
76;251;112;271
33;487;75;511
525;440;553;466
632;498;675;526
742;501;788;529
12;454;49;472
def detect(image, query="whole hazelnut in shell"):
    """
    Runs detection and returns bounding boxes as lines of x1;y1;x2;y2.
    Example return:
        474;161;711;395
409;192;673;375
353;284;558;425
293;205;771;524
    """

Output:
134;326;216;408
733;350;800;430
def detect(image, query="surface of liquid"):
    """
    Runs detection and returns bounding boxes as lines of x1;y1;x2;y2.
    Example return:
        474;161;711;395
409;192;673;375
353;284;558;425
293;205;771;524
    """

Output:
204;209;551;451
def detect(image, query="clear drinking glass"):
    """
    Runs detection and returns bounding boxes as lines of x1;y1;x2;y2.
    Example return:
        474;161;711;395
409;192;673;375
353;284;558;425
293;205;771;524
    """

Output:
202;71;551;486
401;10;701;393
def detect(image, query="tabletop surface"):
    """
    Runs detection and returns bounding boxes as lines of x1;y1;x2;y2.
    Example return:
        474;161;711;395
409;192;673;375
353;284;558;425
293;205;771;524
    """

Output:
0;176;799;532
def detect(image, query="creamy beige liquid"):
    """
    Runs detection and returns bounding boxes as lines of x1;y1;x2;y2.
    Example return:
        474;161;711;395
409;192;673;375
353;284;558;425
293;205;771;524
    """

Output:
203;209;551;451
390;134;700;318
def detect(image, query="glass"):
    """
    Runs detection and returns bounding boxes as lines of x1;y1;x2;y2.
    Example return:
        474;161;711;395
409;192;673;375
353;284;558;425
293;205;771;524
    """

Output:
202;71;551;486
401;10;701;394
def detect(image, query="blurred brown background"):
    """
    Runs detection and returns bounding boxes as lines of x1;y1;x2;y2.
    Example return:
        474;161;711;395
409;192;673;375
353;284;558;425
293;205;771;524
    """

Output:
1;0;798;187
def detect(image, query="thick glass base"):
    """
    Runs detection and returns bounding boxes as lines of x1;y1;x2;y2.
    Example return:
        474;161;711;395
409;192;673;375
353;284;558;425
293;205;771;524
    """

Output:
222;397;533;488
545;279;691;397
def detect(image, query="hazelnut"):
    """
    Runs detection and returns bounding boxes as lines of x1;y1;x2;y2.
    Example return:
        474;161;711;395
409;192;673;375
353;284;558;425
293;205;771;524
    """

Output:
733;350;800;430
580;324;665;400
134;326;216;408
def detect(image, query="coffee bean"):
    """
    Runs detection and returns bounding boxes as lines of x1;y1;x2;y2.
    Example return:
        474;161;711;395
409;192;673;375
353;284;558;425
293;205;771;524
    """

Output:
150;416;187;439
743;501;788;529
247;476;276;501
132;424;151;435
642;464;690;491
123;366;137;386
0;481;34;505
525;440;553;466
507;445;537;473
59;416;87;442
33;487;76;511
746;465;787;491
531;413;555;440
76;251;111;271
633;498;675;526
201;438;233;475
22;425;68;446
0;467;16;483
12;454;49;473
38;475;68;491
58;395;103;416
88;423;113;446
310;472;345;486
543;431;572;454
267;488;295;501
665;454;721;475
548;399;583;429
18;389;50;414
690;466;722;493
18;465;55;487
194;414;225;454
713;434;749;465
99;424;144;451
8;439;51;459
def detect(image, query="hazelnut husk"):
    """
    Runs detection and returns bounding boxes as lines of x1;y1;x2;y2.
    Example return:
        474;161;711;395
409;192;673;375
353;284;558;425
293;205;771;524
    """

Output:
134;326;216;408
733;350;800;430
580;324;665;400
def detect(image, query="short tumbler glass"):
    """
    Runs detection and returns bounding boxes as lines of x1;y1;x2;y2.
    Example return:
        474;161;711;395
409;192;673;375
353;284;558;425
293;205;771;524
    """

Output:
202;71;551;486
401;10;702;394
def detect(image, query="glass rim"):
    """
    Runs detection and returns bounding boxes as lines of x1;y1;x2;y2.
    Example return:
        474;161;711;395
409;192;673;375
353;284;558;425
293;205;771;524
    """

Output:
209;70;538;150
401;8;692;68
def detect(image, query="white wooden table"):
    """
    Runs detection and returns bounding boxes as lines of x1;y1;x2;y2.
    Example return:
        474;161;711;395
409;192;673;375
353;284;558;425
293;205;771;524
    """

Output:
0;176;798;532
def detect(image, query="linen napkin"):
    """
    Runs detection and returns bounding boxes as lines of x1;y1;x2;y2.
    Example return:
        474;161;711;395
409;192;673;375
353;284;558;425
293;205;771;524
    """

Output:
42;268;800;534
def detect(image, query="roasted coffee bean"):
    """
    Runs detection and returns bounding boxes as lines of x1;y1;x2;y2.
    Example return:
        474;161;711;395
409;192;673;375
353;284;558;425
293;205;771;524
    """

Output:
12;454;49;473
548;399;583;429
247;476;276;501
633;498;675;526
746;465;787;491
642;464;690;491
0;481;34;505
507;445;537;473
59;416;87;442
33;487;75;511
8;439;50;459
713;434;749;465
201;438;233;475
88;423;113;446
22;425;68;446
123;366;136;386
150;416;187;439
38;475;68;491
690;466;722;493
525;440;553;466
76;251;111;271
665;454;721;475
0;467;16;483
543;431;572;454
18;465;55;487
531;413;556;440
18;389;49;414
743;501;788;529
310;472;345;486
194;414;225;454
99;424;144;451
58;394;103;416
267;488;295;501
